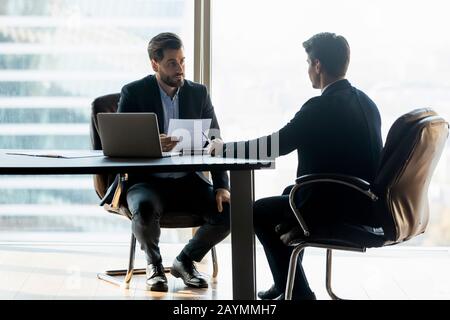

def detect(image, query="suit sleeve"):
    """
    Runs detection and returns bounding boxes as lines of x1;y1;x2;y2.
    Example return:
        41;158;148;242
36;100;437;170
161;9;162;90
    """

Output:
201;87;230;191
118;85;137;113
223;99;318;159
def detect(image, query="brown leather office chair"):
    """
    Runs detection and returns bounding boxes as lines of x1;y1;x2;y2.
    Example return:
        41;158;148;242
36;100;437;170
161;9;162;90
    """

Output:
90;93;218;289
284;108;449;300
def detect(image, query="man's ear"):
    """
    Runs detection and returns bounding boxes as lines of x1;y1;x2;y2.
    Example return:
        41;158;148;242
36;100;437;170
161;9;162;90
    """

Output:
151;59;159;72
314;59;321;74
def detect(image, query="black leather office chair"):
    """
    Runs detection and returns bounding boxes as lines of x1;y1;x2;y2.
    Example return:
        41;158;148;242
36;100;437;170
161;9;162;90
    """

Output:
90;93;218;288
284;108;449;300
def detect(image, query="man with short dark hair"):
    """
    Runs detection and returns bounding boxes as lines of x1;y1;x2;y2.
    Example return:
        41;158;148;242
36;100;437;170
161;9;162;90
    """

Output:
209;32;383;300
116;32;231;292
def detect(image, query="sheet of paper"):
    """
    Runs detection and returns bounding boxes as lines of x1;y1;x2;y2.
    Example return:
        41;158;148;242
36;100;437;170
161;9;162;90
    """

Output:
168;118;212;151
5;150;104;159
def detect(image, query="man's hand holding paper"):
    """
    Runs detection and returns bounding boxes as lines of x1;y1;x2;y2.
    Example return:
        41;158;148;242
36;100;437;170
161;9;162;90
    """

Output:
159;133;181;152
168;118;212;152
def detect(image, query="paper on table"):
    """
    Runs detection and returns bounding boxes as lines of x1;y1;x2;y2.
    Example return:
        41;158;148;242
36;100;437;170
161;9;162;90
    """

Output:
5;150;104;159
168;119;212;151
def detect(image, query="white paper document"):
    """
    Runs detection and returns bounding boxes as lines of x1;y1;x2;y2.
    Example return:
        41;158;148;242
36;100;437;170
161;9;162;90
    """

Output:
5;150;104;159
168;118;212;151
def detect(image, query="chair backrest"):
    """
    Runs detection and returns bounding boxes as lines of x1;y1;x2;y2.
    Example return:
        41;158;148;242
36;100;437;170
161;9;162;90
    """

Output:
373;108;449;243
90;93;120;199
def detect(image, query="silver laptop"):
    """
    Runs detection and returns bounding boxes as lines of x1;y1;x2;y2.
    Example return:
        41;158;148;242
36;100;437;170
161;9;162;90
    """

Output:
97;112;179;158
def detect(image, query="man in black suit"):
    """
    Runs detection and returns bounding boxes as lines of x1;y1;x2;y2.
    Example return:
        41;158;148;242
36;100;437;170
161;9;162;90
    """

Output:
209;33;382;300
117;32;231;292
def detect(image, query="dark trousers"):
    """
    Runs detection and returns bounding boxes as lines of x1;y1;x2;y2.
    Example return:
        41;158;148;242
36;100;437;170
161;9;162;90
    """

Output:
253;185;314;298
126;173;230;265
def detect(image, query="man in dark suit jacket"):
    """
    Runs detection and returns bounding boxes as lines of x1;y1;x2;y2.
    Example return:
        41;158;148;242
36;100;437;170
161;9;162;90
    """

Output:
115;33;230;292
209;33;383;300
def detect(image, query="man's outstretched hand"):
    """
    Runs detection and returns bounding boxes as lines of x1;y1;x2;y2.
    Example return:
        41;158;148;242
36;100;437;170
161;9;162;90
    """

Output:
207;138;224;157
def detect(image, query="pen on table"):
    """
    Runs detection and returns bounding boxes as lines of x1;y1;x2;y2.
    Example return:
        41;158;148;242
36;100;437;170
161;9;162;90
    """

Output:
202;131;211;146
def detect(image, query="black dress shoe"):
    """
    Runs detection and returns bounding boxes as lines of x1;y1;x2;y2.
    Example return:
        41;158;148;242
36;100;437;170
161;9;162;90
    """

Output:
276;291;317;300
258;284;282;300
170;258;208;288
146;263;168;292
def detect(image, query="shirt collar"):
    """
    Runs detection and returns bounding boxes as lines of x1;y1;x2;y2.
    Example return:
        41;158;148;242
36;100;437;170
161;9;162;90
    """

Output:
321;78;346;94
157;82;180;101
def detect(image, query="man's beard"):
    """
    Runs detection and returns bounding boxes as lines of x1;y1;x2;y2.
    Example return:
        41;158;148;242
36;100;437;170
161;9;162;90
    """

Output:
160;73;184;88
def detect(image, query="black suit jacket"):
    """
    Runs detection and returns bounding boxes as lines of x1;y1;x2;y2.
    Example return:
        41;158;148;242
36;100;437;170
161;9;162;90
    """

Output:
118;74;229;191
225;79;382;226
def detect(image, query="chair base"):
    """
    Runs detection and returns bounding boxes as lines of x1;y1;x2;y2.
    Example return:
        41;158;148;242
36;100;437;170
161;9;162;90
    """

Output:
97;267;170;289
97;233;218;289
285;242;365;300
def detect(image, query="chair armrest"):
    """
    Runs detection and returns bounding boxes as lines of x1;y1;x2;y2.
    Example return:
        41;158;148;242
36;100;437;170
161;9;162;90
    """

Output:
295;174;374;195
289;174;379;237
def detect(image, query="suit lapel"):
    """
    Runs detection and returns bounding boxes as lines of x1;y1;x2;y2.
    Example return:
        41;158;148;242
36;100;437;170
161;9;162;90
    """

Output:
147;75;165;132
178;83;189;119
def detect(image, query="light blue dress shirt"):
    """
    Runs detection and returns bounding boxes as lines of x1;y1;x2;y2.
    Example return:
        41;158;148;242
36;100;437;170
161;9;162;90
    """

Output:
159;84;180;134
154;83;187;179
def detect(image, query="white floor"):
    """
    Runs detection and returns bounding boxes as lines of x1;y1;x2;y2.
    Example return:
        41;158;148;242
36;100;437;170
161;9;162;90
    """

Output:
0;233;449;300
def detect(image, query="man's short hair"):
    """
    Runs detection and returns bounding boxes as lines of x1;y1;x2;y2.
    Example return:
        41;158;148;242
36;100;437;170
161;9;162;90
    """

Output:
303;33;350;77
148;32;183;62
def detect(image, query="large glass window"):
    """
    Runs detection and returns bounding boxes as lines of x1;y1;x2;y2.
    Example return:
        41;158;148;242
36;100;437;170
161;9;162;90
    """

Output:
0;0;194;241
212;0;450;245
